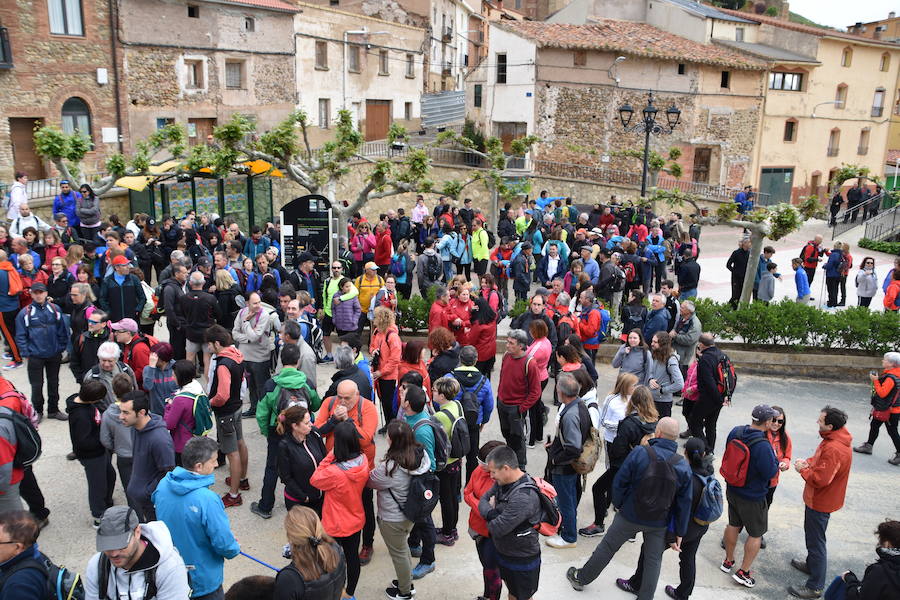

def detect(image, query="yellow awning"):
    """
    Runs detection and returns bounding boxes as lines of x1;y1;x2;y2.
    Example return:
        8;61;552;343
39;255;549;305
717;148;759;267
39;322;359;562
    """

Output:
115;176;153;192
243;159;275;175
148;160;181;175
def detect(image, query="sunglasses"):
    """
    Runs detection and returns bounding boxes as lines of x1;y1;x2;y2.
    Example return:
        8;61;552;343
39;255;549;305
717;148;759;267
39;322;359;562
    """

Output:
774;419;784;424
88;320;103;325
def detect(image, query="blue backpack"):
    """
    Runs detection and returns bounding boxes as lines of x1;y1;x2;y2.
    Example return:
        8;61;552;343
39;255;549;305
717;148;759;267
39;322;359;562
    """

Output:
390;254;405;277
692;472;724;526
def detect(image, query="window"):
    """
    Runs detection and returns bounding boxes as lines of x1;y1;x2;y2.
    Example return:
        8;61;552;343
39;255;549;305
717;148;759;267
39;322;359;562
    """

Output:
895;89;900;116
735;27;744;42
783;119;797;142
348;45;360;72
184;59;203;88
872;88;885;117
315;41;328;70
379;50;389;75
0;27;12;68
827;129;840;157
768;71;802;91
225;61;244;89
187;4;199;18
48;0;84;36
720;70;730;89
858;128;870;155
677;63;685;75
834;84;847;109
404;102;412;121
406;53;414;77
330;0;338;5
841;47;852;67
496;53;507;84
244;17;255;32
474;84;482;107
880;53;890;72
573;50;586;66
156;118;175;130
318;98;330;128
61;97;91;139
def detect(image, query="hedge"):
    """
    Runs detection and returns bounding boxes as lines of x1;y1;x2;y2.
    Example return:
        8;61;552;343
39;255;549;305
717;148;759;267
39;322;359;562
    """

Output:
692;298;900;354
858;238;900;256
397;287;527;334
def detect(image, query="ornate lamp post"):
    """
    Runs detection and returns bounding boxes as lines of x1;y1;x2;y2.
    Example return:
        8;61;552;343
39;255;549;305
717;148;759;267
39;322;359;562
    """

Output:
618;92;681;198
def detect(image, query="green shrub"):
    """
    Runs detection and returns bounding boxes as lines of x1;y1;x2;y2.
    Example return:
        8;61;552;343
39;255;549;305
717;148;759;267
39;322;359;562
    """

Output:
397;286;437;334
509;298;528;320
692;298;899;354
858;238;900;255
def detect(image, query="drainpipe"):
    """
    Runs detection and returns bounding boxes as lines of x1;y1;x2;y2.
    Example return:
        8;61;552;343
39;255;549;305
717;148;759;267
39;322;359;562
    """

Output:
108;0;125;154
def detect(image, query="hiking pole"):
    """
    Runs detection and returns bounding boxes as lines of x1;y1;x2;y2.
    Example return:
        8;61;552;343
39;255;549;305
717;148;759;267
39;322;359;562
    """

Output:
240;551;280;572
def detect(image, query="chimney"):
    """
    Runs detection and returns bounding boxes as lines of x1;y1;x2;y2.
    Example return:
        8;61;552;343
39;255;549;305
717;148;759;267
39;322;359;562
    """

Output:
890;11;896;19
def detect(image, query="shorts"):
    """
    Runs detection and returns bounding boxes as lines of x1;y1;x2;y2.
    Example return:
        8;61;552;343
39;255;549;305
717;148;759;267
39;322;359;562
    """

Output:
186;339;204;354
321;314;335;336
726;488;768;538
497;553;540;600
216;409;244;455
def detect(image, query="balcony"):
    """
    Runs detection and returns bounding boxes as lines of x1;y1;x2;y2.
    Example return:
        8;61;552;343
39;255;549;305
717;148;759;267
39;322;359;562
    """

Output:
442;26;453;42
827;147;839;157
442;62;452;76
858;145;868;155
871;106;884;117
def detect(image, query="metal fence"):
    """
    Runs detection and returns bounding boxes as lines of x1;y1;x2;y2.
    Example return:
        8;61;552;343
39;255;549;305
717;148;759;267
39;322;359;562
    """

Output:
831;193;884;240
862;201;900;242
0;173;110;201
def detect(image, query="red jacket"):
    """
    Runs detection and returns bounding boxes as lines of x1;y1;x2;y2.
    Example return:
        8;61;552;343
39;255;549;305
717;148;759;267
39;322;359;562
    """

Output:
309;452;370;538
873;367;900;414
497;352;541;411
369;324;401;382
445;298;474;344
469;322;497;362
884;280;900;311
489;246;513;280
398;360;431;400
124;334;158;390
800;426;852;513
626;224;648;243
577;307;603;350
429;301;450;332
766;429;793;487
0;377;27;489
464;465;494;537
375;230;393;266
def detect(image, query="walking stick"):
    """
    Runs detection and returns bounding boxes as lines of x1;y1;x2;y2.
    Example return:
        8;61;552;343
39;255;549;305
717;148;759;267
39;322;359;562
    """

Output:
239;551;280;572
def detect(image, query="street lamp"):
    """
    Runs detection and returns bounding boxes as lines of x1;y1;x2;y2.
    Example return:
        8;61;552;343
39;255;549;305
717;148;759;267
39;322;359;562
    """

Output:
617;91;681;198
811;100;841;118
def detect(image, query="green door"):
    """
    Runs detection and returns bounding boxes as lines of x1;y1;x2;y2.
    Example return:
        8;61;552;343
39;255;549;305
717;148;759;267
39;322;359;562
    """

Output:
759;167;794;205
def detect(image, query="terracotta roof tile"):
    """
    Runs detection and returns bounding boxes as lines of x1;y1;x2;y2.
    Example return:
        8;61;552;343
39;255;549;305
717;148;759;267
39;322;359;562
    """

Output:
887;149;900;164
497;19;768;70
718;9;900;47
222;0;300;13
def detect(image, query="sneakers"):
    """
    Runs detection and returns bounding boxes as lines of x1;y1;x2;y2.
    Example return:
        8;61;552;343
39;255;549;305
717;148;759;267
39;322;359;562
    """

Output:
664;585;679;599
791;558;811;575
385;587;413;600
48;411;68;421
249;502;271;519
578;523;605;537
408;545;422;558
545;534;576;549
319;354;334;364
2;352;11;360
720;559;735;573
732;569;755;588
359;545;374;565
614;578;637;595
788;585;823;599
91;518;101;530
853;442;873;455
566;567;583;592
222;493;243;507
889;452;900;466
241;409;256;419
435;530;458;546
282;543;292;559
66;452;77;461
225;477;250;491
411;562;435;580
2;361;22;370
390;580;415;595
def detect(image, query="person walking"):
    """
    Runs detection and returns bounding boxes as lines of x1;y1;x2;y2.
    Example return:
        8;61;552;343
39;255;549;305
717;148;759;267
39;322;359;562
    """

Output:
688;334;728;453
275;404;326;515
720;405;780;589
153;436;241;600
567;417;692;600
647;331;684;418
726;238;751;309
68;380;116;528
612;329;652;386
464;440;507;600
670;300;701;382
275;505;347;600
232;291;278;419
853;351;900;465
496;329;542;469
368;419;432;600
788;406;853;599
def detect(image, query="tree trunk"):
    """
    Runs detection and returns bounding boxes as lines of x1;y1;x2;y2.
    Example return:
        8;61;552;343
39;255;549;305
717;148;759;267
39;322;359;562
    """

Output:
740;227;766;305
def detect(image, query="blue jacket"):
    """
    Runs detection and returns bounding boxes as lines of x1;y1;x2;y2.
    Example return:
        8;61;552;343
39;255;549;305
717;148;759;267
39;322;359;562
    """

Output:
823;249;843;278
582;257;600;285
406;411;436;472
53;190;82;228
243;236;271;260
612;437;693;536
724;425;779;501
14;302;68;358
153;467;240;597
0;270;20;313
644;243;666;264
10;250;40;271
0;544;46;600
795;267;811;298
437;232;457;262
642;307;669;342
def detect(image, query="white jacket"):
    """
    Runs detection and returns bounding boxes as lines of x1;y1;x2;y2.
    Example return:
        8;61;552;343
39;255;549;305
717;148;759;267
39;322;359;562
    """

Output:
9;214;52;237
6;181;26;220
84;521;190;600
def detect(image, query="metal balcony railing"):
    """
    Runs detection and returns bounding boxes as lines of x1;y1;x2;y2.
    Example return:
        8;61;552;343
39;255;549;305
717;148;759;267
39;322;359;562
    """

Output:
827;147;839;157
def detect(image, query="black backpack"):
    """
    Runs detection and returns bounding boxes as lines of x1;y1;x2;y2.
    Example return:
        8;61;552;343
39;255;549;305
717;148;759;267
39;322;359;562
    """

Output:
389;471;440;523
0;553;84;600
412;418;451;471
97;554;155;600
608;266;625;292
872;374;900;411
425;254;442;282
438;400;471;460
633;445;683;522
276;385;312;413
486;229;496;248
0;404;42;468
458;376;487;418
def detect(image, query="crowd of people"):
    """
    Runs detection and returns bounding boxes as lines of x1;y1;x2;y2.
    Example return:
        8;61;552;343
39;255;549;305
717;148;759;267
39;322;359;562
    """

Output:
0;179;896;600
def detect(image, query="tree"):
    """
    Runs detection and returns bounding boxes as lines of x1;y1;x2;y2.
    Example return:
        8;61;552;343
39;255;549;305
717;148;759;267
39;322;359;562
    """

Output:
652;187;820;305
613;147;684;188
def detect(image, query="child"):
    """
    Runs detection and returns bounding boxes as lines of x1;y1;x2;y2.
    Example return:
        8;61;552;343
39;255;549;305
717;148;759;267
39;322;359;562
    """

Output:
432;376;464;547
99;373;137;503
792;258;811;304
332;278;362;336
757;262;777;304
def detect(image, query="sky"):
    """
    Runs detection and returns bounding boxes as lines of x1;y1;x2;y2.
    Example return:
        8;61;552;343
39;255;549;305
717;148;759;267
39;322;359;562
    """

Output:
786;0;897;30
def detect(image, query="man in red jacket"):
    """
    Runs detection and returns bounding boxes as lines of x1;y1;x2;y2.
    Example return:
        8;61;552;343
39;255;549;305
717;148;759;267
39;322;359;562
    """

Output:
374;222;394;276
788;406;852;599
496;329;541;469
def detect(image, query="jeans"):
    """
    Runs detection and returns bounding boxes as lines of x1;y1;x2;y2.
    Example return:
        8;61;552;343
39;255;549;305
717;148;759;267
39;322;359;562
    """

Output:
866;412;900;453
824;576;846;600
805;506;830;590
26;356;61;414
553;472;579;543
575;513;667;600
379;518;415;595
408;514;436;564
258;434;282;513
680;288;697;299
629;525;708;599
442;260;454;283
244;360;271;411
476;536;503;600
192;586;224;600
80;453;116;518
437;461;461;535
497;402;526;469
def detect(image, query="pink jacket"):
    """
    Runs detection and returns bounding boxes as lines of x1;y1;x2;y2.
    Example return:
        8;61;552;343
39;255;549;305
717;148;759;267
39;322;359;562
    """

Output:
682;361;699;401
350;233;376;262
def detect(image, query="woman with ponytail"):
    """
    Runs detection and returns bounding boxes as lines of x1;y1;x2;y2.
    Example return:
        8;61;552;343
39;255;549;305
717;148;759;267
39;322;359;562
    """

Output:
277;405;327;514
275;505;347;600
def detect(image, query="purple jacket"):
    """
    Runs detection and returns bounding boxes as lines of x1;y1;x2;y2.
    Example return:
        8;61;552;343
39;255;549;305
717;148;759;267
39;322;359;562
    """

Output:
332;296;361;332
163;381;201;453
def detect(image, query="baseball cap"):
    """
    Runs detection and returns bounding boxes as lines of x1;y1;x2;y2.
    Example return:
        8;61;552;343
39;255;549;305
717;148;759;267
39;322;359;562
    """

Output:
752;404;777;422
298;251;315;264
590;227;604;237
111;255;130;266
364;261;378;271
110;318;138;333
96;506;140;552
30;282;48;292
197;257;211;268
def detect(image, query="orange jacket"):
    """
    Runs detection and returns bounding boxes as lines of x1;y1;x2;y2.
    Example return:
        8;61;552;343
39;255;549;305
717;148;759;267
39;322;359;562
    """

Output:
464;465;494;538
0;262;22;297
873;367;900;414
766;429;793;487
800;426;852;513
309;452;370;538
884;280;900;311
429;300;450;332
314;397;378;469
0;376;27;487
370;324;401;382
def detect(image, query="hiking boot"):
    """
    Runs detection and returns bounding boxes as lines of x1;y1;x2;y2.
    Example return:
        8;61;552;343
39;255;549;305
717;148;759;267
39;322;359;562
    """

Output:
614;578;638;595
225;477;250;491
889;453;900;466
853;443;873;455
48;411;68;421
566;567;583;592
222;493;243;508
578;523;605;537
788;585;822;599
241;409;256;419
791;559;811;575
249;502;271;519
390;581;415;596
732;569;755;588
411;562;435;580
66;452;77;461
720;559;735;573
545;534;576;549
436;531;457;546
359;545;374;565
408;545;422;558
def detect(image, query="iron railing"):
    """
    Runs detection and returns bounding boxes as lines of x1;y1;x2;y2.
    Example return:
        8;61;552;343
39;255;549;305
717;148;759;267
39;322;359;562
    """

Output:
0;173;110;201
832;193;884;239
862;201;900;241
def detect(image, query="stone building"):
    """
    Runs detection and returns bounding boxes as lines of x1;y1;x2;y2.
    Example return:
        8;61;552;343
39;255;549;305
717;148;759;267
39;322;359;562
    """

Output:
847;11;900;44
0;0;125;182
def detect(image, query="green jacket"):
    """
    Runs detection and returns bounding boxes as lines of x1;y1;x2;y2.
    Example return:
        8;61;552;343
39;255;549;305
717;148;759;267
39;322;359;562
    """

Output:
256;367;321;436
434;399;464;465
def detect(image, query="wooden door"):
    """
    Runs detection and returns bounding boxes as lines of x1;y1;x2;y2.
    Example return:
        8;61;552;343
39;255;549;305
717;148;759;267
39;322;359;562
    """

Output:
365;100;391;141
495;122;527;168
188;118;217;145
9;118;46;179
692;147;711;183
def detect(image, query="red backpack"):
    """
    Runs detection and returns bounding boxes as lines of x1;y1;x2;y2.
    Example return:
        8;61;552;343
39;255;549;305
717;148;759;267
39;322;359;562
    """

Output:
519;476;562;536
623;261;637;283
719;434;766;487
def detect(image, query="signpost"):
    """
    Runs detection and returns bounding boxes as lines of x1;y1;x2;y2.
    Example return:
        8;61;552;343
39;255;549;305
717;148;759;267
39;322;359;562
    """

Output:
279;194;334;272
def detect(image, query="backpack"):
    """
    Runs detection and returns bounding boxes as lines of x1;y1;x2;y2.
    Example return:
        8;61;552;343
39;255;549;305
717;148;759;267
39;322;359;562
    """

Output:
412;417;451;472
555;312;576;343
492;289;508;321
425;254;442;282
389;470;440;523
799;242;817;262
692;472;724;526
608;266;625;292
437;400;470;459
277;385;312;413
390;254;405;277
299;313;326;361
485;229;496;248
450;234;466;262
719;435;766;487
0;405;42;468
872;374;900;411
838;253;851;276
518;476;562;536
622;261;637;283
561;402;600;475
152;280;177;317
0;553;84;600
715;353;737;401
97;553;156;600
621;305;645;333
177;391;214;437
459;376;487;418
633;445;683;521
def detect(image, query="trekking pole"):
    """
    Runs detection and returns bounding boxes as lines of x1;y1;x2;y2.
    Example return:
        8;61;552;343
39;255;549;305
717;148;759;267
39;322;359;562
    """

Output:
239;551;280;572
817;272;826;309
